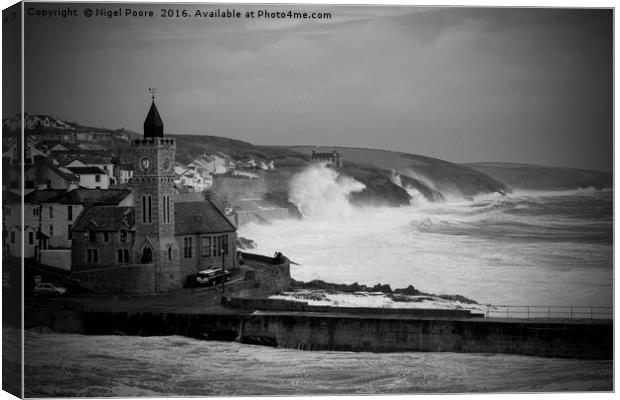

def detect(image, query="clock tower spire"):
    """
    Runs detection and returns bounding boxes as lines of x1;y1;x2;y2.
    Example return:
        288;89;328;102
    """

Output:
131;91;180;292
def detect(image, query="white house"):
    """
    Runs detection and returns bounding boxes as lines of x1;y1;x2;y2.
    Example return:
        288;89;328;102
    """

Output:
67;166;110;189
174;166;212;192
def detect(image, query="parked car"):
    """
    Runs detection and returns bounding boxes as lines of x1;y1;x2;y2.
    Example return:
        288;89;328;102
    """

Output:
184;268;231;288
33;283;68;296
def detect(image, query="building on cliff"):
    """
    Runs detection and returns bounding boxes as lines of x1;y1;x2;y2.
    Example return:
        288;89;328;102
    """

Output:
70;97;237;293
311;149;343;168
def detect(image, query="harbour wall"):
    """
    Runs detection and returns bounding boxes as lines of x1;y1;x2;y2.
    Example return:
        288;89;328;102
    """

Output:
25;307;612;359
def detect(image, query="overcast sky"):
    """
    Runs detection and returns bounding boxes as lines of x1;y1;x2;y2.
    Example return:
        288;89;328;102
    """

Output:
21;5;612;171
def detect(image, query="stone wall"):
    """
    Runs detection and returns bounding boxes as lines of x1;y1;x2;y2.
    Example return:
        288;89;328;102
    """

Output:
71;229;136;271
71;264;155;294
240;253;290;297
234;207;289;226
39;249;72;271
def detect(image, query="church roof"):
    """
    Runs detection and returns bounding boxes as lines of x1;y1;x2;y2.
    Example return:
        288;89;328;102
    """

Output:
175;200;236;235
73;206;134;231
143;101;164;138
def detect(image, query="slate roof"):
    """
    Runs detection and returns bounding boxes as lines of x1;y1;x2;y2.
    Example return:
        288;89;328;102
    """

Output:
67;166;106;175
73;206;134;232
24;189;66;204
3;191;21;204
175;200;236;235
44;188;131;205
25;159;79;182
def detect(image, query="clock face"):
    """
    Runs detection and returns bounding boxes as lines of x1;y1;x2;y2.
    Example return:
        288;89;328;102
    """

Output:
162;157;171;172
140;157;151;171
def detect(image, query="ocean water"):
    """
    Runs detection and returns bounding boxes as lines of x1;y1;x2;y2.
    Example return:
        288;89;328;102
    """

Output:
23;166;614;396
240;168;613;307
23;330;612;397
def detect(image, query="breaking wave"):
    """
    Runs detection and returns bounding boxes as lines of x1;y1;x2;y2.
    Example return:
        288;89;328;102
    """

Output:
242;185;612;307
288;164;365;218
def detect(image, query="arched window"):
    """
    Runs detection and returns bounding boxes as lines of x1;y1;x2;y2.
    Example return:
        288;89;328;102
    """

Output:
142;195;146;223
140;246;153;264
168;246;172;261
166;196;170;223
148;195;152;223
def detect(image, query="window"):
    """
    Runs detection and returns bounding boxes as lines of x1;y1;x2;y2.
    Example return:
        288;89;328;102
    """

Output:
118;249;130;264
89;230;96;243
201;237;211;257
120;230;127;243
68;224;72;240
95;175;101;182
142;196;146;223
68;206;73;220
10;231;15;244
222;235;229;255
103;232;109;243
103;165;108;171
28;232;34;245
184;237;192;258
162;195;170;223
162;196;166;223
211;237;217;256
168;246;172;261
148;195;152;223
32;208;39;216
216;236;221;255
87;249;99;264
49;225;54;237
49;206;53;218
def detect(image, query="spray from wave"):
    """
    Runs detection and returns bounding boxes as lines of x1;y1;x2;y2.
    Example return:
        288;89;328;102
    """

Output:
288;164;366;218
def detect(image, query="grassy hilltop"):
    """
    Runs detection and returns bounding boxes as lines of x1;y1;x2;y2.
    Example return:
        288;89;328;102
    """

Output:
21;122;611;206
464;162;612;191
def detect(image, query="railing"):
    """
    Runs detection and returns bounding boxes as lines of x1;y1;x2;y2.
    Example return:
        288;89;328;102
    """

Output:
485;305;613;320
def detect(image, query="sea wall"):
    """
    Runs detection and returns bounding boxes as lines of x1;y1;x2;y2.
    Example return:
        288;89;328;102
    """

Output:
239;314;612;358
25;307;612;360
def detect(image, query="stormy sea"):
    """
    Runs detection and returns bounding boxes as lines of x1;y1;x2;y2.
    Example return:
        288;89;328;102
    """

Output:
242;165;613;308
24;165;613;396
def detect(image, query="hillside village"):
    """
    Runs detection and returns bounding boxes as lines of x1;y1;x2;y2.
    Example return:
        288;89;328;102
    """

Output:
2;106;302;294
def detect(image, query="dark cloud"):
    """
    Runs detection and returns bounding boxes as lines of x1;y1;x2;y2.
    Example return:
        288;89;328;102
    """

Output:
22;6;612;171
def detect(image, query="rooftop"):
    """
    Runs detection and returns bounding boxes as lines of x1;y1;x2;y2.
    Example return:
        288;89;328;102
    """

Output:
175;200;236;235
73;206;135;232
67;166;107;175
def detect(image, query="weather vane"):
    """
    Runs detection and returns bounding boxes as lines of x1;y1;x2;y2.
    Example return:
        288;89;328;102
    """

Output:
148;87;157;101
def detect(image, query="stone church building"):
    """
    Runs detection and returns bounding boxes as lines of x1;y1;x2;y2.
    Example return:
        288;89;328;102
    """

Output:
71;99;237;293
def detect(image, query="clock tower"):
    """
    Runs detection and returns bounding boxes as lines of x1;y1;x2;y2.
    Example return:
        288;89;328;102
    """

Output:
131;93;180;291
